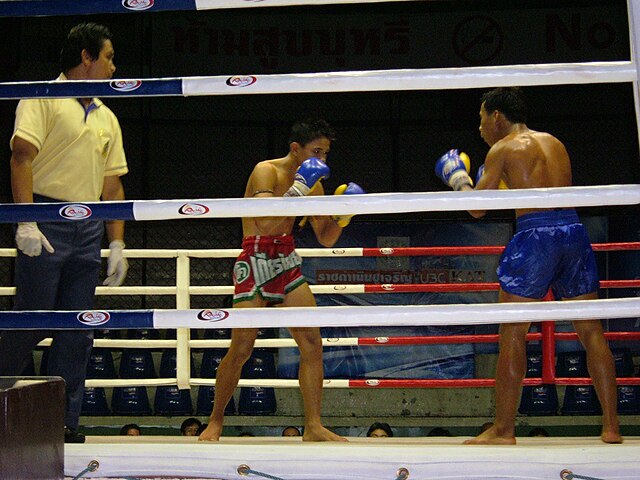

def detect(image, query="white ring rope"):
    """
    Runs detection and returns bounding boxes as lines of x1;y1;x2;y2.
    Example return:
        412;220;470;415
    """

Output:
181;61;636;96
150;297;640;329
3;186;637;224
130;185;640;220
0;61;634;100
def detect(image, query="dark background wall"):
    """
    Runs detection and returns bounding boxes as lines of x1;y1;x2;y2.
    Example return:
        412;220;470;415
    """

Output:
0;0;638;310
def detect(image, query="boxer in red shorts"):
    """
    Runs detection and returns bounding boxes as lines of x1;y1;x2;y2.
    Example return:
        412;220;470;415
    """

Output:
200;119;363;442
437;87;621;445
232;235;305;305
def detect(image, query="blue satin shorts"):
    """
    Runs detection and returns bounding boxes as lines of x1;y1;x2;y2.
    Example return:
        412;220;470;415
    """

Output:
497;209;599;299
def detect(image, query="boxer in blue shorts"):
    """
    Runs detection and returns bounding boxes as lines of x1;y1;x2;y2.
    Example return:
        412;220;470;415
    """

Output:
498;209;599;300
437;87;621;444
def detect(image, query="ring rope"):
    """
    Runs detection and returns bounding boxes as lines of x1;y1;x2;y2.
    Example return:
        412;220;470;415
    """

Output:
0;185;638;223
82;376;640;389
1;241;638;261
32;330;640;350
0;0;418;17
3;297;640;330
0;278;631;298
0;62;634;100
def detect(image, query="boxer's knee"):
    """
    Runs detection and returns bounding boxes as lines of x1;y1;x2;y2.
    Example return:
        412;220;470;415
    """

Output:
291;328;323;357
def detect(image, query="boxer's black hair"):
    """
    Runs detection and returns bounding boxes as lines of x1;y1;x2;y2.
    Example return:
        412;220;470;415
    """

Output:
289;118;336;146
481;87;528;124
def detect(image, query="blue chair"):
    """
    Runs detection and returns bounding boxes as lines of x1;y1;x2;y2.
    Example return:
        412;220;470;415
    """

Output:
556;351;588;377
111;386;152;415
154;386;193;416
94;329;120;339
203;328;231;340
618;385;640;414
612;349;634;377
119;349;156;379
116;350;156;415
127;329;160;340
196;386;235;416
159;349;196;378
86;349;116;379
238;351;277;415
613;349;639;414
558;351;600;415
561;385;602;415
81;387;110;416
519;353;558;415
196;349;235;415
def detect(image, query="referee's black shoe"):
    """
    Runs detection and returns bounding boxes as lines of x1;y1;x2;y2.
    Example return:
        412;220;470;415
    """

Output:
64;426;85;443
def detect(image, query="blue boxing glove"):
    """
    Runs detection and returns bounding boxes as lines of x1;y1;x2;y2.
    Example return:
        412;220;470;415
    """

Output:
284;157;330;197
435;149;472;191
332;182;365;227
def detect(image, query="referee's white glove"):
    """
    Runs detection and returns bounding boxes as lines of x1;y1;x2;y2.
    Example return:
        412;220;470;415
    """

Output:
15;222;55;257
103;240;128;286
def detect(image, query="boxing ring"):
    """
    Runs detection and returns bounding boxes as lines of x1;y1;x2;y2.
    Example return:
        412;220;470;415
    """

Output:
3;0;640;479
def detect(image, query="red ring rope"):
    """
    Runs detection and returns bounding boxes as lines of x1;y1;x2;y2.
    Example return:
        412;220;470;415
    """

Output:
360;242;640;256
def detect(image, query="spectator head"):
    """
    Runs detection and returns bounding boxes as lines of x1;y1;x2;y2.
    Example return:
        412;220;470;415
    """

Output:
282;426;302;437
180;418;202;436
120;423;141;436
427;427;452;437
366;422;393;438
528;427;550;437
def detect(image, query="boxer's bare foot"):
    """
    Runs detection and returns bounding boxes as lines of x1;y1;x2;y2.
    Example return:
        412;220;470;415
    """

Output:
303;424;348;442
463;425;516;445
198;422;223;442
601;429;623;444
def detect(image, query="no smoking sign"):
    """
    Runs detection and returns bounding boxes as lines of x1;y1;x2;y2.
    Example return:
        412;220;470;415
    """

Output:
453;15;503;65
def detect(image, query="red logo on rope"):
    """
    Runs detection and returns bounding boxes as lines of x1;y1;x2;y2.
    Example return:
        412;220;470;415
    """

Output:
110;80;142;92
197;309;230;322
77;311;111;326
178;203;210;216
59;204;92;220
379;248;394;255
122;0;154;11
365;379;380;386
226;76;257;87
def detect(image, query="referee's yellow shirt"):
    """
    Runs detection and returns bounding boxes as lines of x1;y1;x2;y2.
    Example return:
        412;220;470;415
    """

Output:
10;74;128;202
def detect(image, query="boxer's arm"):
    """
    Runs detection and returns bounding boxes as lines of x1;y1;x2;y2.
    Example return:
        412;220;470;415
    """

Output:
249;163;294;234
308;183;343;247
468;147;506;218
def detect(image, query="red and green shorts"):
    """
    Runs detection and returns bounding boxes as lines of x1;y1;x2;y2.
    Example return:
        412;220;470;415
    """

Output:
232;235;306;304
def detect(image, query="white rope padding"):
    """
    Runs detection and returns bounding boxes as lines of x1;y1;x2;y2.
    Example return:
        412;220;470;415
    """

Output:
38;338;355;349
2;62;633;100
83;378;340;388
132;185;640;220
152;297;640;329
196;0;417;8
182;61;636;96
